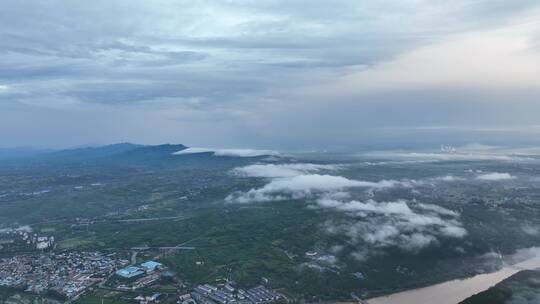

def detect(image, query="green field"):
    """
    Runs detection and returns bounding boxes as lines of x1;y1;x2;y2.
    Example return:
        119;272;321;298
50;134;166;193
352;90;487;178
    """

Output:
3;149;540;300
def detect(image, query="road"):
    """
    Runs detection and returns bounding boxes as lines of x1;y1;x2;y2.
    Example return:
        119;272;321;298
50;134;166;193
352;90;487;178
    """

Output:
131;251;138;265
131;246;195;250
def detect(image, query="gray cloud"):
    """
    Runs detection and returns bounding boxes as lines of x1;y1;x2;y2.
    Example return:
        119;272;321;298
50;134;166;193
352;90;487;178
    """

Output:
1;1;540;147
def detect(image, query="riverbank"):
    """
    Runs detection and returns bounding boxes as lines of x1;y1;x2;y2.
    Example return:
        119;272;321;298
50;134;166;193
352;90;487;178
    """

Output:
367;253;540;304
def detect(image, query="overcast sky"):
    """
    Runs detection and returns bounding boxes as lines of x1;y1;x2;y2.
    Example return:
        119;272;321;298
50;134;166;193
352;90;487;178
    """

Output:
1;1;540;149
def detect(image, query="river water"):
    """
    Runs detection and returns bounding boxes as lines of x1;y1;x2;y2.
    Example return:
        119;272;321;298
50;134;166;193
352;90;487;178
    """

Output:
367;253;540;304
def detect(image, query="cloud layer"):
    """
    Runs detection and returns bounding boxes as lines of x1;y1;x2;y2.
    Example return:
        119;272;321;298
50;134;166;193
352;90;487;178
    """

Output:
476;172;516;181
319;198;466;254
173;147;279;157
226;173;416;204
231;163;339;178
2;1;540;148
226;162;467;256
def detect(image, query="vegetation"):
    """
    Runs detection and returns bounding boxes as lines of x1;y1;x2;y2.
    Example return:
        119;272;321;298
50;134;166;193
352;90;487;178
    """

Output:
3;145;540;300
461;270;540;304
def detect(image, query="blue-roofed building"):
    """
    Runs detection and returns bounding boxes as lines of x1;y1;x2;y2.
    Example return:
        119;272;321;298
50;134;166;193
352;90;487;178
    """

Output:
141;260;163;271
116;266;144;278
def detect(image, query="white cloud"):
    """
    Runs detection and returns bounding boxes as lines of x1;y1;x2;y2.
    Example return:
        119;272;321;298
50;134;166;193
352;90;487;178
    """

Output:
436;175;463;182
231;163;339;178
362;224;400;246
253;174;369;192
226;160;466;257
315;254;339;265
173;147;213;154
417;203;459;216
350;250;370;262
214;149;279;157
0;225;32;233
506;247;540;265
458;143;502;151
226;174;415;203
359;143;540;163
521;224;540;236
440;225;468;238
362;151;523;162
401;233;438;251
319;198;466;254
476;172;516;181
317;198;414;216
173;147;279;157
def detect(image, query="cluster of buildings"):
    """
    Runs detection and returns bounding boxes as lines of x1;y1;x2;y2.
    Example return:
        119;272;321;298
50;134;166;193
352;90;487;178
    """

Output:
115;260;163;279
114;260;165;291
0;247;282;304
116;266;146;279
135;292;162;304
112;260;282;304
0;227;55;250
188;283;281;304
71;218;96;229
0;252;127;299
32;235;55;250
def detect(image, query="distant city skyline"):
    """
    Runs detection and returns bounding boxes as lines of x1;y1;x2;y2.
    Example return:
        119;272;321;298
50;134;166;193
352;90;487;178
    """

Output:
1;1;540;149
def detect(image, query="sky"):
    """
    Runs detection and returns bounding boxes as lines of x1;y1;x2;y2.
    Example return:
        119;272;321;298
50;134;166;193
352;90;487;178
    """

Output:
1;0;540;149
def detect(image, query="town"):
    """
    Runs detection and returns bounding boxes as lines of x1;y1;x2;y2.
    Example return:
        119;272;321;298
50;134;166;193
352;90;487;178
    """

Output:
0;252;126;299
0;251;284;304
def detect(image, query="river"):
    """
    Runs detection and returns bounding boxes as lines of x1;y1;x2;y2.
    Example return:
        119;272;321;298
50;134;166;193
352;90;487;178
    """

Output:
367;252;540;304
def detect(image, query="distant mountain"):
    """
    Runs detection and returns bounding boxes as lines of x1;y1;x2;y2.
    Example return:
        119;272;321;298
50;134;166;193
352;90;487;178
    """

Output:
0;143;271;169
108;144;188;164
108;144;260;168
0;147;53;160
0;143;143;165
119;143;187;156
40;143;142;162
